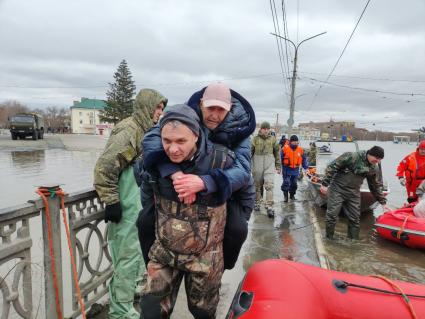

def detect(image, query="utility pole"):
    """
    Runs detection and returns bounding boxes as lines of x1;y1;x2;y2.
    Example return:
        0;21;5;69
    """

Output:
93;97;96;135
275;113;279;133
271;32;326;132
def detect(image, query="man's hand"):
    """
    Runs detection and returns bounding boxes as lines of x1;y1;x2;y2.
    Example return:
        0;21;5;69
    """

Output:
382;204;391;212
276;167;281;174
399;177;406;186
320;185;328;196
171;171;184;181
179;193;197;205
104;202;122;223
173;174;205;197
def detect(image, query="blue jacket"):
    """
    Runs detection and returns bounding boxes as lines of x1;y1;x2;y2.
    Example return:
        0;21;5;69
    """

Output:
141;88;256;195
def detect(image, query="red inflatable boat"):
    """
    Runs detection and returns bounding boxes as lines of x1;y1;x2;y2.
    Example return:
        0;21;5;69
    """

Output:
375;206;425;249
226;259;425;319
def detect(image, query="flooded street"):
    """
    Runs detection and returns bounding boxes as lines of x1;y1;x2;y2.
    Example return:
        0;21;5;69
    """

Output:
1;135;425;318
0;135;103;209
306;140;425;284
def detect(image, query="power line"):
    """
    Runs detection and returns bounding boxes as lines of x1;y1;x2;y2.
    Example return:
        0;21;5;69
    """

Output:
304;76;425;97
296;0;300;45
281;0;292;81
308;0;372;111
269;0;291;102
299;71;425;83
0;72;285;90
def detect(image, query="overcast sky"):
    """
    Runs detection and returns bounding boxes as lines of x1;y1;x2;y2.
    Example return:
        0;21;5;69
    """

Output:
0;0;424;132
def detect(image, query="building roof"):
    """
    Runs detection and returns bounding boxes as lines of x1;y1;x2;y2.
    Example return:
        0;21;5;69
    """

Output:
71;98;106;110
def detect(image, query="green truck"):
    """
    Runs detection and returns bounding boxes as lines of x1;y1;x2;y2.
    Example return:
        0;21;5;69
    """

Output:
9;113;45;140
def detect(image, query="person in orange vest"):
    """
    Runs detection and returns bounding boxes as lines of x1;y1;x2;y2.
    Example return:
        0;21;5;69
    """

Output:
281;135;308;202
396;140;425;203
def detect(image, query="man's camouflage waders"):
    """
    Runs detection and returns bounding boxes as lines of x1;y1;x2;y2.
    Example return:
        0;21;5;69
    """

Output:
322;150;387;240
140;144;232;319
140;195;227;319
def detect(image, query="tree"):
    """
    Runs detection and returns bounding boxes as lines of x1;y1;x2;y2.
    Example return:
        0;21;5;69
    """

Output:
43;106;70;130
0;100;29;128
100;59;136;124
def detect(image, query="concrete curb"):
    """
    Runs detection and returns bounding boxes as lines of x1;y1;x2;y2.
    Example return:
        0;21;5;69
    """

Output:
308;204;330;270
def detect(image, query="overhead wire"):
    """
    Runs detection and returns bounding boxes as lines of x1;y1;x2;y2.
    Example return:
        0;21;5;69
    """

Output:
281;0;292;81
269;0;291;103
307;0;372;111
299;71;425;83
297;0;300;45
304;76;425;97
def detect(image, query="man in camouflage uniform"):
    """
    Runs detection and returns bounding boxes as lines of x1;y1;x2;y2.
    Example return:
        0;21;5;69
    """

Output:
139;104;234;319
251;121;280;217
320;146;390;240
93;89;167;319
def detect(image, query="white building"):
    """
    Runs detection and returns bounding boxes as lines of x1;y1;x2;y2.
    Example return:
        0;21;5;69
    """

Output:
70;98;113;135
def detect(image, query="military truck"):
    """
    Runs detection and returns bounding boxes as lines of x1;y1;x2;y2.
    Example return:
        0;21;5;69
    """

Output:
9;113;44;140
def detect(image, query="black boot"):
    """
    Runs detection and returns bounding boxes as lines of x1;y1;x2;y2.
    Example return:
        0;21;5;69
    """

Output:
325;225;335;240
289;192;296;200
347;224;360;240
267;207;275;218
283;191;289;202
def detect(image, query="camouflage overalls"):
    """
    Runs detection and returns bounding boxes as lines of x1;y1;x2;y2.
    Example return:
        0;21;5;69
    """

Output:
251;133;280;209
321;150;386;239
140;145;233;319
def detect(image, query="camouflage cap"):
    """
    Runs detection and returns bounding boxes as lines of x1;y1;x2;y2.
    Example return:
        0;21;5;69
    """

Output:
260;121;271;129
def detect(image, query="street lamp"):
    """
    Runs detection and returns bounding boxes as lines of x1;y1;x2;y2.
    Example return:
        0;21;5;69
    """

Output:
271;31;327;131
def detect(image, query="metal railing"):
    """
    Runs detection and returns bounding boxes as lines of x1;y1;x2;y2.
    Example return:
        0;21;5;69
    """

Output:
0;188;112;318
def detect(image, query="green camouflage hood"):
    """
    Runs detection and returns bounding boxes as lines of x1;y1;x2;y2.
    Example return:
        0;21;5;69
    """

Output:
133;89;168;131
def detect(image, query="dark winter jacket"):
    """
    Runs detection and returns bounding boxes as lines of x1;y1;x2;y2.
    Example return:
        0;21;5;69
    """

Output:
141;88;256;195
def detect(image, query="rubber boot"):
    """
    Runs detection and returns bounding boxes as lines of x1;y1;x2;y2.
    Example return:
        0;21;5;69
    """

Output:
289;192;296;200
283;191;289;202
325;225;335;240
267;207;275;218
347;224;360;240
254;202;260;212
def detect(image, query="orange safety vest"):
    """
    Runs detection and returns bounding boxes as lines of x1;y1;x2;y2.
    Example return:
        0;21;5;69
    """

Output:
282;145;304;168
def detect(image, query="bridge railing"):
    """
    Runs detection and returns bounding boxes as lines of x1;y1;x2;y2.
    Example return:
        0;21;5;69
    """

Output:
0;187;112;318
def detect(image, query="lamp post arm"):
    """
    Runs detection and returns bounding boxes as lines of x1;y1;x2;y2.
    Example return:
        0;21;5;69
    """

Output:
298;31;327;48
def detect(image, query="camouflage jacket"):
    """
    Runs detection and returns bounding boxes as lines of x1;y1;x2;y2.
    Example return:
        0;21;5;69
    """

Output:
322;150;386;204
93;89;167;205
251;133;280;168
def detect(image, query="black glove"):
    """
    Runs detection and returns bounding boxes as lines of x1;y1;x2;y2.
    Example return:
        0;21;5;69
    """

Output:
104;202;122;223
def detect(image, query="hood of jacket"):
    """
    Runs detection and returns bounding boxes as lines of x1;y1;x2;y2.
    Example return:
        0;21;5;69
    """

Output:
186;87;256;148
133;89;168;132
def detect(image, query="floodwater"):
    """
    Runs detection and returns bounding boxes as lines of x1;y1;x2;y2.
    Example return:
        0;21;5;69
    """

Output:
0;148;102;209
1;138;424;318
306;140;425;284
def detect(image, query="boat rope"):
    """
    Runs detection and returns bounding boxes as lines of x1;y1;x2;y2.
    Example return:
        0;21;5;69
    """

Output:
371;275;417;319
289;220;318;231
336;277;420;319
397;215;410;240
37;186;87;319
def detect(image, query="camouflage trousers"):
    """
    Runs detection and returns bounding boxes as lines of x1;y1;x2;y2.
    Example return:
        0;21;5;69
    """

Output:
325;186;361;238
139;242;224;319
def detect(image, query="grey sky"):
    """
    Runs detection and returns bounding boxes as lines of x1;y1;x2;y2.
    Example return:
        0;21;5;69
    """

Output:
0;0;424;132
